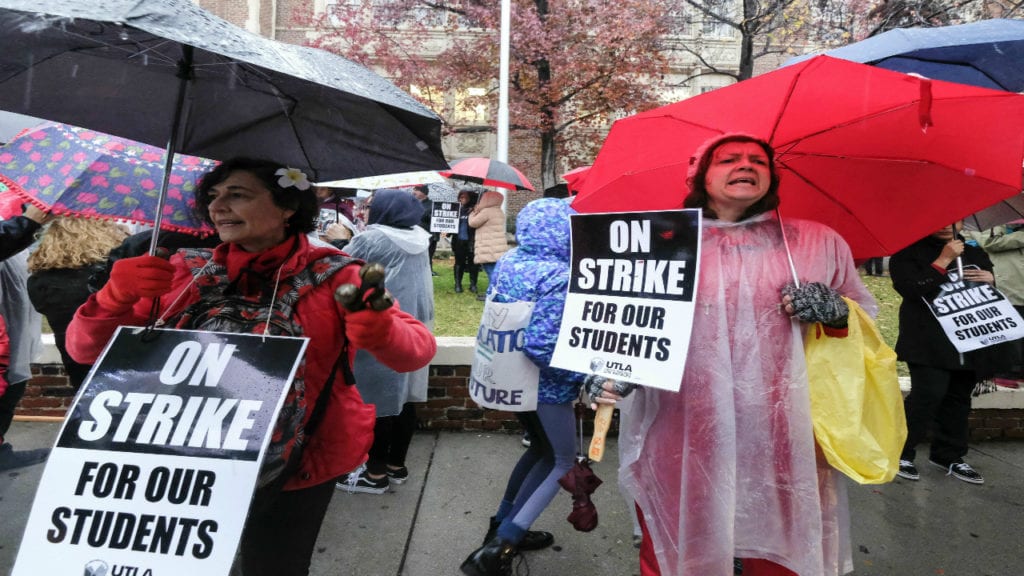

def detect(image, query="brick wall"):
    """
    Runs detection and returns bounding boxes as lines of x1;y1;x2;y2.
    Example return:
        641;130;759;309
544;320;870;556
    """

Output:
17;360;1024;441
969;409;1024;441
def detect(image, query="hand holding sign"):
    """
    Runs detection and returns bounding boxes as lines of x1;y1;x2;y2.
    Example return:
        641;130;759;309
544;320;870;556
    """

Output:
585;375;636;461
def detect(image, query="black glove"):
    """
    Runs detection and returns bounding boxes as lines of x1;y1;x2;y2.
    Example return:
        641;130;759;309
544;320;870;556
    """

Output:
585;374;637;405
782;282;849;328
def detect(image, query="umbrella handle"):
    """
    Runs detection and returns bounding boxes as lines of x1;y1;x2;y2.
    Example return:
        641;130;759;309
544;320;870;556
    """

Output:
588;404;614;462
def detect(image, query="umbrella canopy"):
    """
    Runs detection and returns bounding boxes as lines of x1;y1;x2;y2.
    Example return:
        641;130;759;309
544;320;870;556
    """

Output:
0;122;215;234
562;165;591;195
425;181;458;202
317;170;447;190
441;157;535;192
0;0;447;183
787;19;1024;92
965;193;1024;231
571;55;1024;259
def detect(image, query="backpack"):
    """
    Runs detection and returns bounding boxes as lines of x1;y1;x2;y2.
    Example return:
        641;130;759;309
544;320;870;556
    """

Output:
169;248;360;497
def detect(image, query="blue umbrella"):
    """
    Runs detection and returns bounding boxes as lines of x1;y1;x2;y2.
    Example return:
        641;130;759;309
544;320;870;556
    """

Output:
786;19;1024;92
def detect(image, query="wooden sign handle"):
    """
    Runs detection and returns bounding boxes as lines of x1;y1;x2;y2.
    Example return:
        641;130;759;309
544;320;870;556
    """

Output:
588;404;614;462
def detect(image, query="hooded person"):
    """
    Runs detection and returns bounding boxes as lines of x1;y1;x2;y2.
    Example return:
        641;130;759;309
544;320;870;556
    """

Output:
469;190;510;299
461;197;588;576
336;188;435;494
591;133;876;576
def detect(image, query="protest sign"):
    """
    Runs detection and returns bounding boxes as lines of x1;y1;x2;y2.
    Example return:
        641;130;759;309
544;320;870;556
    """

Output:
470;296;540;411
431;202;459;234
925;265;1024;353
12;327;307;576
550;210;701;392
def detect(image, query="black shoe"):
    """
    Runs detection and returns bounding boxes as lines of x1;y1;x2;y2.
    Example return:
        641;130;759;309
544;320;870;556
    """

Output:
335;465;390;494
897;459;919;481
386;465;409;485
930;459;984;484
469;284;479;294
455;284;464;293
431;270;439;277
476;294;486;301
483;517;554;551
0;443;50;472
461;537;517;576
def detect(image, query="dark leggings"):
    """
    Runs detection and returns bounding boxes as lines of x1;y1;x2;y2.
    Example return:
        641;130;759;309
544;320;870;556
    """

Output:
495;403;575;543
451;237;478;273
234;480;336;576
366;402;417;475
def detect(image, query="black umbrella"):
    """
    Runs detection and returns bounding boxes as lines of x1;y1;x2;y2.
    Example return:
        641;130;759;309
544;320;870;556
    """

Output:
786;19;1024;92
0;0;448;243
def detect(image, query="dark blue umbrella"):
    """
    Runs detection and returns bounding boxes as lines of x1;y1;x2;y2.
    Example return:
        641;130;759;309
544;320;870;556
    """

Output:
787;19;1024;92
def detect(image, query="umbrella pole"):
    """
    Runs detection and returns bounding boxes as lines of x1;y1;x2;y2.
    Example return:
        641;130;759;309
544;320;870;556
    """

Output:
147;46;195;256
776;209;801;288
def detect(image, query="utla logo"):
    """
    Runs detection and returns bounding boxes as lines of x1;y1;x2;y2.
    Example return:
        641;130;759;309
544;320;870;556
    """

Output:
83;560;153;576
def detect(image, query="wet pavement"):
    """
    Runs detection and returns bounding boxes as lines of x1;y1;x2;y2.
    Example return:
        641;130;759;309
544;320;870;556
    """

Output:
2;421;1022;575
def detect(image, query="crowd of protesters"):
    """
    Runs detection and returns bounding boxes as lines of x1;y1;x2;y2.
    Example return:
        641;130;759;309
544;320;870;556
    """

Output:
1;132;1015;576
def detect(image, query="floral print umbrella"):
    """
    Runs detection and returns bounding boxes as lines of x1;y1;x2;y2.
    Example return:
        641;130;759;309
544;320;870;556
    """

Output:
0;122;216;234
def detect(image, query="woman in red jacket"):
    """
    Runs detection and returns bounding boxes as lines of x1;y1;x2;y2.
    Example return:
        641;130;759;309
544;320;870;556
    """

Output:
67;157;436;576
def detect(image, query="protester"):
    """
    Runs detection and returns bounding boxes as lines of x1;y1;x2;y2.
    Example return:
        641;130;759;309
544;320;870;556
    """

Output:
862;256;885;276
468;190;510;301
590;133;876;576
66;157;436;576
336;189;434;494
314;186;357;250
460;198;585;576
410;184;440;276
27;217;129;389
891;221;994;485
0;211;47;472
450;188;480;294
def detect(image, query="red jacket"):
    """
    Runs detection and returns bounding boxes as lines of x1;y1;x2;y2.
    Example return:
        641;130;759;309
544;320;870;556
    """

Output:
67;234;436;490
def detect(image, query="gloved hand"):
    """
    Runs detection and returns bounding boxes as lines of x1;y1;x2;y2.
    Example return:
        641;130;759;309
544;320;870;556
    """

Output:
96;255;175;312
781;282;849;328
585;374;637;407
345;307;396;350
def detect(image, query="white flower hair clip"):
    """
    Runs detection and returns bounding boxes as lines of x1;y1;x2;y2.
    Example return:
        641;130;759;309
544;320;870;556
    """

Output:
275;167;311;191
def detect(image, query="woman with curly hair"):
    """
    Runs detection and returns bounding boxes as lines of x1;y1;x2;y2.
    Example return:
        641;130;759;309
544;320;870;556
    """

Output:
27;217;129;389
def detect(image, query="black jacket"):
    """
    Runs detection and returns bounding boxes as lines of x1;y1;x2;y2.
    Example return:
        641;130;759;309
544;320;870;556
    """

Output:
890;234;996;371
0;216;41;261
27;265;100;389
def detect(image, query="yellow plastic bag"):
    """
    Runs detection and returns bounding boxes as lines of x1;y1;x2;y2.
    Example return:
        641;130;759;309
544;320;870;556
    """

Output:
804;297;907;484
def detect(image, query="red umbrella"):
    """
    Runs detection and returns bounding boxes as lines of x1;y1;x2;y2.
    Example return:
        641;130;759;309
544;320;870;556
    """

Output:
441;157;535;192
562;165;591;195
571;55;1024;259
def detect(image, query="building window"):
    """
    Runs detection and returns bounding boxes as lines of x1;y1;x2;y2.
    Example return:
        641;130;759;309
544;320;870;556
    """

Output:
453;86;490;125
702;0;735;38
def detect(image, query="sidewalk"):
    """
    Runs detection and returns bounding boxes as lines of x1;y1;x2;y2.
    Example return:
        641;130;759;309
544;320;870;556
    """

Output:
2;421;1023;575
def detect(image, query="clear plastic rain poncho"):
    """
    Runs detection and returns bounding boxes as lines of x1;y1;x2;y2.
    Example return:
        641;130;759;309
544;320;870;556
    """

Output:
618;212;877;576
344;190;434;417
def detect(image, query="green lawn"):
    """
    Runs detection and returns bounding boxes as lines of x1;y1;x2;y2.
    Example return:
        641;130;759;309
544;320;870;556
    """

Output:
431;259;907;376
